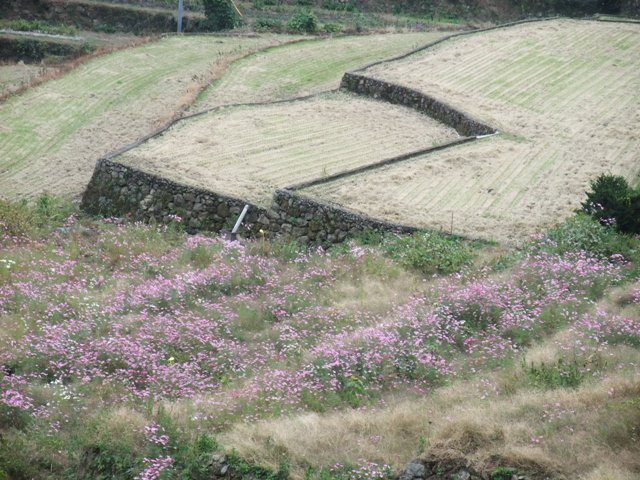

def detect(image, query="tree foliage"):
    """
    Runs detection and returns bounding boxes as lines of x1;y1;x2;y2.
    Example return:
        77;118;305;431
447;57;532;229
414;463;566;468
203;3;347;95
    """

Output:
202;0;235;31
512;0;621;16
287;11;318;33
581;174;640;235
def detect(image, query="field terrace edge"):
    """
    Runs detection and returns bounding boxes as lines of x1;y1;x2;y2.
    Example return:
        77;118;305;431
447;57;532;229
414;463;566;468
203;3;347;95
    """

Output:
80;158;424;245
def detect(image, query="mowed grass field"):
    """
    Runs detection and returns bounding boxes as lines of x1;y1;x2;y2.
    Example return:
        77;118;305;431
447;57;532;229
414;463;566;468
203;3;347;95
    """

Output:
0;34;295;200
0;30;453;201
306;20;640;243
119;92;459;206
196;31;449;109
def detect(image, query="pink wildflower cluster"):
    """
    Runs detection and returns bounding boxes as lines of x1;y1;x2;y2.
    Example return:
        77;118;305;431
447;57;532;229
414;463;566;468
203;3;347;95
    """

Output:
135;456;173;480
144;423;170;446
1;388;34;411
0;218;630;433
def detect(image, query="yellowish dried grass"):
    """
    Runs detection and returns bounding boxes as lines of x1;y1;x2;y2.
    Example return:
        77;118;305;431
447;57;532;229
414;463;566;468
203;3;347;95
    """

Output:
221;346;640;479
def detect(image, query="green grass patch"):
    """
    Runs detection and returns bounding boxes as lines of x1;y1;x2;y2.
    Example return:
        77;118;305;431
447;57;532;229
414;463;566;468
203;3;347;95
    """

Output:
383;231;474;275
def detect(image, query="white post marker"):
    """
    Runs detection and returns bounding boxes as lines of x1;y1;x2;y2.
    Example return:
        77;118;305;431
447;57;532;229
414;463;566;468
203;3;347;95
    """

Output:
475;131;499;140
232;204;250;236
177;0;184;33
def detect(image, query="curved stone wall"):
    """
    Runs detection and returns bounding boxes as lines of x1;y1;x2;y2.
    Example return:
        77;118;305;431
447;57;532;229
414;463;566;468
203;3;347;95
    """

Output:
340;73;496;137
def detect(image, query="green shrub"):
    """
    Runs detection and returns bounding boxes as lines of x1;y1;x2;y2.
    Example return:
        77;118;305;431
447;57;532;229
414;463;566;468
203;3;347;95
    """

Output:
543;214;621;257
339;376;365;408
524;355;605;390
0;194;76;242
202;0;236;30
491;467;516;480
0;199;34;238
581;174;640;235
322;22;343;32
287;11;318;33
254;18;284;31
322;0;357;11
540;214;640;272
383;231;473;275
95;23;118;33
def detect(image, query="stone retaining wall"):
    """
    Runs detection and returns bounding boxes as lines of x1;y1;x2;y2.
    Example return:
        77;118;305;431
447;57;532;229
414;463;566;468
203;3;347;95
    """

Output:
340;73;496;137
272;189;417;244
81;159;420;245
81;159;272;235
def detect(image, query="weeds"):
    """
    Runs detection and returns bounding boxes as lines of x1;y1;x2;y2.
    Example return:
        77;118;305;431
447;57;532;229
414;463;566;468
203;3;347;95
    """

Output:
491;466;516;480
0;193;74;242
287;11;318;33
383;231;473;275
0;19;78;36
523;355;604;390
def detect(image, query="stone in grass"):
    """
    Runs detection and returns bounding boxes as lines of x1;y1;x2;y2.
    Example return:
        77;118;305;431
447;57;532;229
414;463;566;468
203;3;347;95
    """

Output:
208;453;228;476
400;461;426;480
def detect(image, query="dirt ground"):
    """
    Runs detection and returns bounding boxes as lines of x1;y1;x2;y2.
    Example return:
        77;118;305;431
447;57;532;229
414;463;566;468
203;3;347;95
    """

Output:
305;19;640;244
118;92;460;206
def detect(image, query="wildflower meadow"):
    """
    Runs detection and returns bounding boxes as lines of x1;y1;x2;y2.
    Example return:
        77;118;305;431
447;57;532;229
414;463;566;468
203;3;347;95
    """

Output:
1;200;639;479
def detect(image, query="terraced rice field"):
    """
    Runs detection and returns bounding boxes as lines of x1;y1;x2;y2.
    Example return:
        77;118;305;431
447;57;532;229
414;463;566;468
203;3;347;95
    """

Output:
306;19;640;243
0;34;293;200
195;31;448;109
118;92;459;206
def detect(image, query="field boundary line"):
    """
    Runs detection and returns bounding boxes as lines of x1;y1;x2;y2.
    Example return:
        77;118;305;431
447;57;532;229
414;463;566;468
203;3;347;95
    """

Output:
285;136;477;191
101;91;337;162
593;14;640;24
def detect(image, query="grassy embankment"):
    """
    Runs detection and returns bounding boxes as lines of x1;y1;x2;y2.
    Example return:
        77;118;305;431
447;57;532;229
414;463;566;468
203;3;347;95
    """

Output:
0;196;639;479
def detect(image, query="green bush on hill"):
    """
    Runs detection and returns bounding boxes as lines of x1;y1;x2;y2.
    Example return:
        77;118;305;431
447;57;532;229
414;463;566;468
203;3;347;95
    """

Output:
383;231;473;275
581;174;640;235
202;0;236;30
287;10;318;32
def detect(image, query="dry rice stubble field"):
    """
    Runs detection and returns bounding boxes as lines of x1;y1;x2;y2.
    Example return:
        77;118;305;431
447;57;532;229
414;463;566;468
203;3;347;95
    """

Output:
117;92;460;206
0;34;297;200
194;31;450;109
0;29;455;202
304;19;640;244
